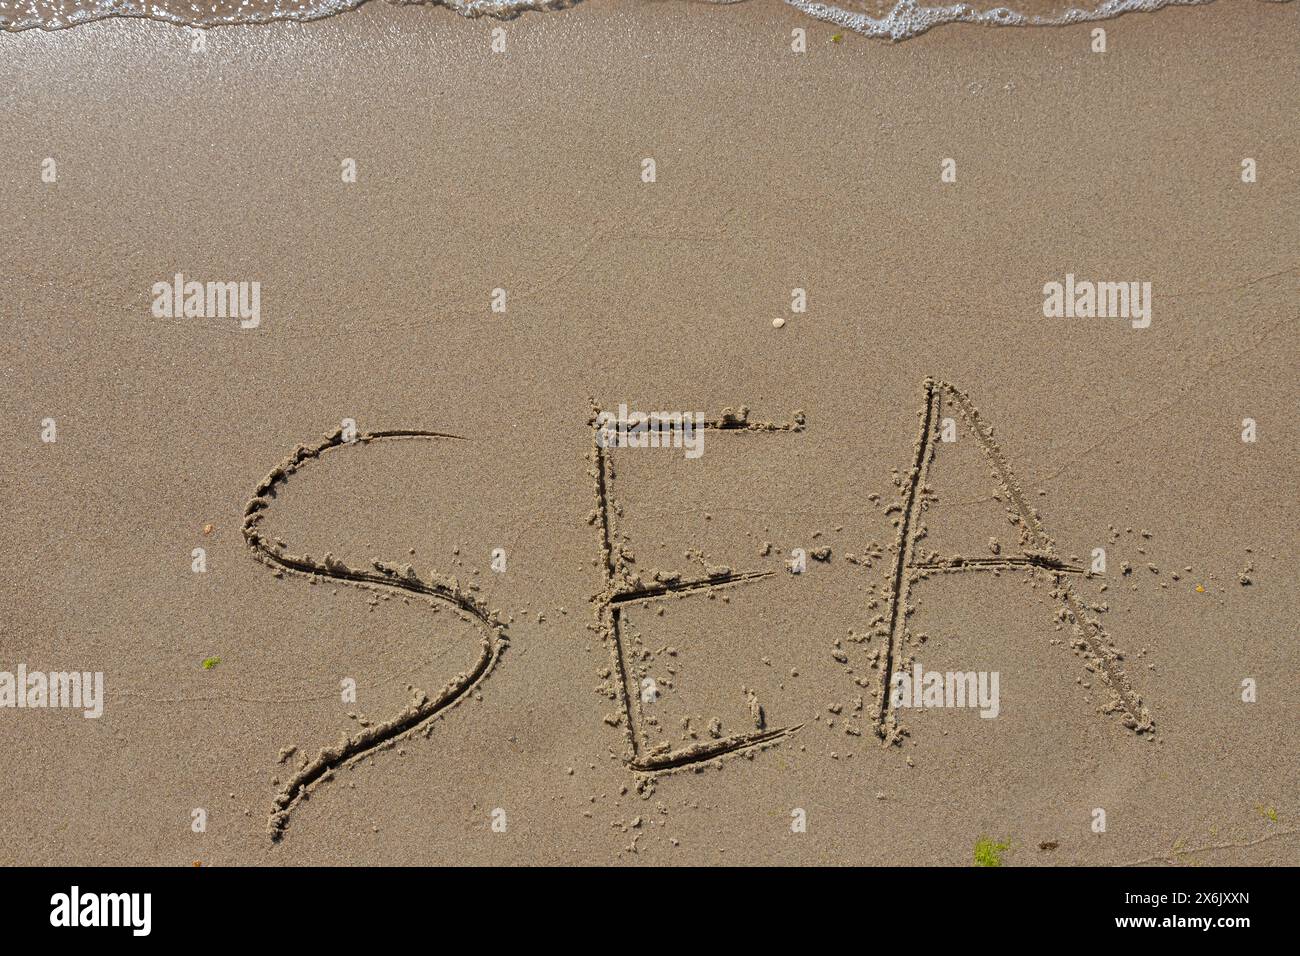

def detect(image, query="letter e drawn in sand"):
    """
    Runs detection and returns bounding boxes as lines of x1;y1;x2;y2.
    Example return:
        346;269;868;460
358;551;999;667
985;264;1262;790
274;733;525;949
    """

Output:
243;427;508;842
589;404;806;776
871;379;1154;743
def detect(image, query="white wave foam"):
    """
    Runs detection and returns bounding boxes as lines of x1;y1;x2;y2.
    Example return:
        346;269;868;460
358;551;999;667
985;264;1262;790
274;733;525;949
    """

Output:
783;0;1218;40
0;0;1267;35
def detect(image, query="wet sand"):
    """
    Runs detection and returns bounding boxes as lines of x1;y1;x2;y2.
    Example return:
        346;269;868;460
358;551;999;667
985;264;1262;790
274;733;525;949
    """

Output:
0;0;1296;864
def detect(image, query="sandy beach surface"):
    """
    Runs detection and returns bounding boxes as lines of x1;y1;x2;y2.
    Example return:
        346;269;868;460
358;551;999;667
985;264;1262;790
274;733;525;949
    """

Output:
1;0;1296;865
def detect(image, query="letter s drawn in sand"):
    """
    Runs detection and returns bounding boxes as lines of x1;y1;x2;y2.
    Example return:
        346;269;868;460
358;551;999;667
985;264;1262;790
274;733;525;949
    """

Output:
243;427;507;842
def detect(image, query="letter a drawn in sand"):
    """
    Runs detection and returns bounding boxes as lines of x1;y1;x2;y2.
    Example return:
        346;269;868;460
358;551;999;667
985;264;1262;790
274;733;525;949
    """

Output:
872;379;1154;743
243;427;507;842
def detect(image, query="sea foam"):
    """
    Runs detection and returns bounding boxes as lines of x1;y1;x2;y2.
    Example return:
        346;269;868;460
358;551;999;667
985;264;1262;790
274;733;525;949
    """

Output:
0;0;1279;37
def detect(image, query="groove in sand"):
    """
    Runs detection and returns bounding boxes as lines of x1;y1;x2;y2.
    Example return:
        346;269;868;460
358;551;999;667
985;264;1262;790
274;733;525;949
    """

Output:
243;427;507;842
872;379;1153;742
589;404;805;778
